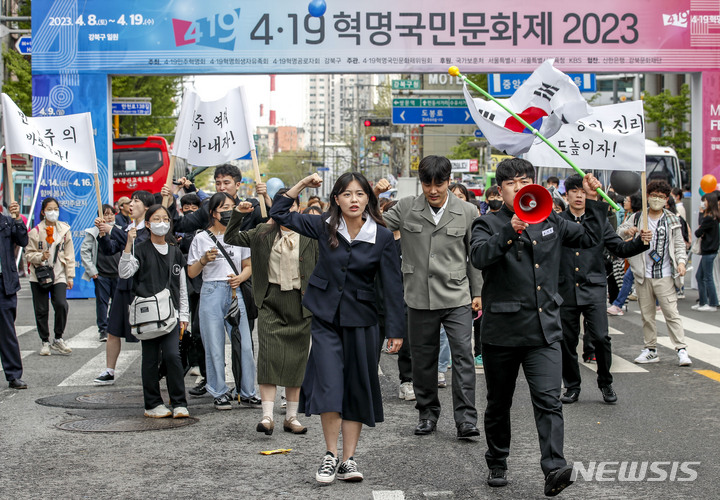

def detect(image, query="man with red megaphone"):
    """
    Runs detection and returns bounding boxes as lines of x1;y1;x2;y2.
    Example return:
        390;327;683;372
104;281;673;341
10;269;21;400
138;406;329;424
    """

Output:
470;158;605;497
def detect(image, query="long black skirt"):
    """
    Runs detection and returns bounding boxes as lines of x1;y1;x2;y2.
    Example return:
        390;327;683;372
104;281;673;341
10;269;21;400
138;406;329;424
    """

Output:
299;316;383;427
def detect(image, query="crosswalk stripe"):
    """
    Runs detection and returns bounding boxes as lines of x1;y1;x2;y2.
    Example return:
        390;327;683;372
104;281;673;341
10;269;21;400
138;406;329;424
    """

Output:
576;344;648;373
695;370;720;383
373;492;405;500
657;336;720;369
16;326;35;336
0;351;33;373
65;326;102;349
632;310;720;334
609;327;624;335
58;350;141;387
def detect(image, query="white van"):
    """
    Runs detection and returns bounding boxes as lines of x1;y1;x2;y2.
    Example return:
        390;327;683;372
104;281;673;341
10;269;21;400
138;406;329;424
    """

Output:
645;139;684;189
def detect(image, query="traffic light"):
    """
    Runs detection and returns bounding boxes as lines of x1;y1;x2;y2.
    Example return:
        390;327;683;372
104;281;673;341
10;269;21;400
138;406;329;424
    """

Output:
363;117;391;127
369;135;391;142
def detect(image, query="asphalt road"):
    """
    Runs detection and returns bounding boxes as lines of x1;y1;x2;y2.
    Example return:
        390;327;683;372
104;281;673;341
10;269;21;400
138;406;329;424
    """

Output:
1;278;719;499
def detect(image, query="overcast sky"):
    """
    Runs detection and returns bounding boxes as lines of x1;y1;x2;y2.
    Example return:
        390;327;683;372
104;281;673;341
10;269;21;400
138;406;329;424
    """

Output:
189;74;307;129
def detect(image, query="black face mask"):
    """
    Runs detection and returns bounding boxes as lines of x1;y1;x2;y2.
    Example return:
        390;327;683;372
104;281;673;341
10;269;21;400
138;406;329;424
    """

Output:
488;200;503;211
219;211;233;226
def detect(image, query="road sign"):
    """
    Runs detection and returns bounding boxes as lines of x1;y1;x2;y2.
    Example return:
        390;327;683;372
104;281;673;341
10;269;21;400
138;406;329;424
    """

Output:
15;35;31;55
111;101;152;116
392;107;473;125
392;98;466;108
474;129;484;138
487;73;597;96
317;167;330;171
391;79;421;90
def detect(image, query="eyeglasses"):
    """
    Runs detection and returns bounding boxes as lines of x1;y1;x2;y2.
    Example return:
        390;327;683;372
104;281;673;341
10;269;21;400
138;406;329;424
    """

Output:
648;195;668;201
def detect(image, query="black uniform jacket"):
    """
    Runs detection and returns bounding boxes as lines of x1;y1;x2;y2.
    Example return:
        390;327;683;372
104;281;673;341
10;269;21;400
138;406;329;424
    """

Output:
470;199;607;346
0;214;28;295
558;210;647;306
270;195;405;337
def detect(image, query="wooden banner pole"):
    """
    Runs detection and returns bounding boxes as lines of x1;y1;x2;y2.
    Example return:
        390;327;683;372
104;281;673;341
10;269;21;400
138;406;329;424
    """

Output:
251;149;267;218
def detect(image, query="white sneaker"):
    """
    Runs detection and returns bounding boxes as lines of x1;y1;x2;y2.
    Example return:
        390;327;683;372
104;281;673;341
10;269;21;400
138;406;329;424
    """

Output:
691;304;701;310
677;349;692;366
438;372;447;388
698;305;717;312
398;382;416;401
144;404;172;418
188;366;201;376
39;342;51;356
173;407;190;418
634;349;659;364
50;338;72;354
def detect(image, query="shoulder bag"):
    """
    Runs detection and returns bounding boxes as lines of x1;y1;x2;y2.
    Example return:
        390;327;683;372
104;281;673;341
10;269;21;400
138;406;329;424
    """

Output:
129;246;178;340
35;242;59;289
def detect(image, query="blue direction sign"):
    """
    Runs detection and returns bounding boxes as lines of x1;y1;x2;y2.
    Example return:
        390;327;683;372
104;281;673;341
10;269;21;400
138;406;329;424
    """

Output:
488;73;596;96
15;35;31;55
111;101;152;116
392;107;473;125
474;129;484;138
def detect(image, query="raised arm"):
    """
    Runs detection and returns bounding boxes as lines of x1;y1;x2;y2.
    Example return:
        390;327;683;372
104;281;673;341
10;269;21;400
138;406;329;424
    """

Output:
269;174;325;240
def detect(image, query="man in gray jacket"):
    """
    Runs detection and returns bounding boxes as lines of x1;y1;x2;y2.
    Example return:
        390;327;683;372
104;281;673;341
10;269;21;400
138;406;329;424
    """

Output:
382;155;483;439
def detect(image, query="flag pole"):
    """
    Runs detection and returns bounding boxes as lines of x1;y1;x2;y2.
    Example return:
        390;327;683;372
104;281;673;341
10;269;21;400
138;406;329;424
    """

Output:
163;155;177;208
93;173;103;218
251;149;267;218
5;151;15;205
449;67;620;211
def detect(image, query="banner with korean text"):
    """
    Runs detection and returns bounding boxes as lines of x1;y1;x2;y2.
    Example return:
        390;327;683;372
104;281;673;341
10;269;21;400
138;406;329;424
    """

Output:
525;101;646;172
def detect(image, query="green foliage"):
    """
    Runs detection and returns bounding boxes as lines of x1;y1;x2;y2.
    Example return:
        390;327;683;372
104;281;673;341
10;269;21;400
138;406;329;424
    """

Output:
111;76;183;136
449;136;481;160
2;49;32;114
643;84;691;165
264;151;316;186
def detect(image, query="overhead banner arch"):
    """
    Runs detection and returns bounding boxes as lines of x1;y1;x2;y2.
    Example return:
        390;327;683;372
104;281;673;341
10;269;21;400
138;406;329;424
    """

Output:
28;0;720;297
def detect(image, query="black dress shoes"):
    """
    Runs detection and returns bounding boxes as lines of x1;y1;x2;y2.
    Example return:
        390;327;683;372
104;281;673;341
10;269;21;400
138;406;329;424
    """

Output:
9;379;28;389
560;390;580;404
544;464;574;496
487;468;508;487
456;422;481;439
600;385;618;404
414;419;436;435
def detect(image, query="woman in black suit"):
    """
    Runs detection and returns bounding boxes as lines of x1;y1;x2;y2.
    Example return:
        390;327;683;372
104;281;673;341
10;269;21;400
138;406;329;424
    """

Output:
270;172;405;486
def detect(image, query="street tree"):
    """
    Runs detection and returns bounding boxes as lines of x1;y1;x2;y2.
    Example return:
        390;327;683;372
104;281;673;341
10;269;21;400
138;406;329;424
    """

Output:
643;83;691;166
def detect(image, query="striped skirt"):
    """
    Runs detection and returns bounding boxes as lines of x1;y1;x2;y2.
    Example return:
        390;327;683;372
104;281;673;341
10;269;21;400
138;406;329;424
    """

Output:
256;284;311;387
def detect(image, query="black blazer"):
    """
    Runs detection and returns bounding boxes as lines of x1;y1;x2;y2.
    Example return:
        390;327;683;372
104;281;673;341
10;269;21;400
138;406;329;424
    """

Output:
470;200;607;347
270;195;405;336
98;225;150;291
0;214;28;295
558;210;647;306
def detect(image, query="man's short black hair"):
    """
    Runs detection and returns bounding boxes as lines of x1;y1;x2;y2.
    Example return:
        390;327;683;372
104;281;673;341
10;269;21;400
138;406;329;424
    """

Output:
180;193;202;208
418;155;452;184
547;176;560;185
647;179;672;198
131;190;155;208
485;185;501;199
214;164;242;184
564;174;584;192
495;158;535;185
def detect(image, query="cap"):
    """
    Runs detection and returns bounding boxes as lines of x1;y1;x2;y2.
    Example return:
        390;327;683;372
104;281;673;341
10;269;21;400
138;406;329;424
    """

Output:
117;196;131;206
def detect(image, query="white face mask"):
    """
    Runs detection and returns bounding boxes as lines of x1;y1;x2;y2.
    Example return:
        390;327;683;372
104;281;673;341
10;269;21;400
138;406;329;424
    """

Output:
44;210;59;222
700;201;707;211
648;198;666;211
150;222;170;237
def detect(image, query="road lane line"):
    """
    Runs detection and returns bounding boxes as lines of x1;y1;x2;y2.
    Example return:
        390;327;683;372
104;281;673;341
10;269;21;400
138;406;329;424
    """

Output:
657;336;720;369
65;326;103;349
694;370;720;383
373;492;405;500
59;350;141;387
16;326;35;337
608;327;624;335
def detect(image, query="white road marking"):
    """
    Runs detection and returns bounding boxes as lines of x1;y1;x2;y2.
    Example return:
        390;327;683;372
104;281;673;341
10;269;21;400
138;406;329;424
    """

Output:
373;492;405;500
58;350;141;387
609;327;624;335
657;336;720;369
576;344;648;373
632;310;720;334
65;326;103;349
16;326;35;336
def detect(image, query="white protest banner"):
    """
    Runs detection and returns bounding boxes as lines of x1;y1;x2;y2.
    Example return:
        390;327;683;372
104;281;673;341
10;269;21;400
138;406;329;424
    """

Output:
1;93;97;174
525;101;646;172
173;86;253;166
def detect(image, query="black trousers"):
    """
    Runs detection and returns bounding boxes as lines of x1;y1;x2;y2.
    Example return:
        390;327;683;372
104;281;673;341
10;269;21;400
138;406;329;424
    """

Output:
473;315;482;358
187;289;206;378
483;342;566;476
141;326;187;410
560;303;613;392
30;282;68;342
408;305;477;426
0;285;23;381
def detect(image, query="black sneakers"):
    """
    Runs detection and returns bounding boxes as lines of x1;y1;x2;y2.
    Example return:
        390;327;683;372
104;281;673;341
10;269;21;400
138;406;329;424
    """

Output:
337;457;363;482
93;371;115;385
189;379;207;397
600;385;618;404
487;468;508;487
239;395;262;408
544;464;574;496
214;393;232;410
315;452;339;484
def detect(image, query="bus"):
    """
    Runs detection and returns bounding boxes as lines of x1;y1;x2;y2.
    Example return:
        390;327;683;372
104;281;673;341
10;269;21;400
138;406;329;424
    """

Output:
112;136;172;202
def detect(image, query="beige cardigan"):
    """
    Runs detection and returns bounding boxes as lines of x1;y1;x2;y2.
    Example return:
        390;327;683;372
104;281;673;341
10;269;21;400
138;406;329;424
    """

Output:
26;220;76;284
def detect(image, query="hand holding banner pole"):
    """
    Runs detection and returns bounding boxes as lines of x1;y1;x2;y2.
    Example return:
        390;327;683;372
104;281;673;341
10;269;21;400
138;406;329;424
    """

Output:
163;156;177;208
449;66;620;211
640;171;649;244
5;149;15;204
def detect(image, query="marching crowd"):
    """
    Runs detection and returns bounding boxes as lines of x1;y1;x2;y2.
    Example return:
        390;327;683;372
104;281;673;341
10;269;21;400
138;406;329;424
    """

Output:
1;156;719;496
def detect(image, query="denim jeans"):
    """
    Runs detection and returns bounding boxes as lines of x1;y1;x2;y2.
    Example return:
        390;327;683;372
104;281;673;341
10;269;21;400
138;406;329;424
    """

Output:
697;253;719;307
94;276;117;333
438;326;451;372
199;280;256;399
612;268;635;308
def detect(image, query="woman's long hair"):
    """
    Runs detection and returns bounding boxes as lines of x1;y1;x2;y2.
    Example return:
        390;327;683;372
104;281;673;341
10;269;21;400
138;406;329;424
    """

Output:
145;204;176;245
206;192;236;229
702;191;720;221
326;172;385;249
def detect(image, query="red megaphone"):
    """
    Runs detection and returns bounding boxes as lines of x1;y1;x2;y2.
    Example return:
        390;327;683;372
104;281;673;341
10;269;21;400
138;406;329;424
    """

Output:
513;184;553;225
